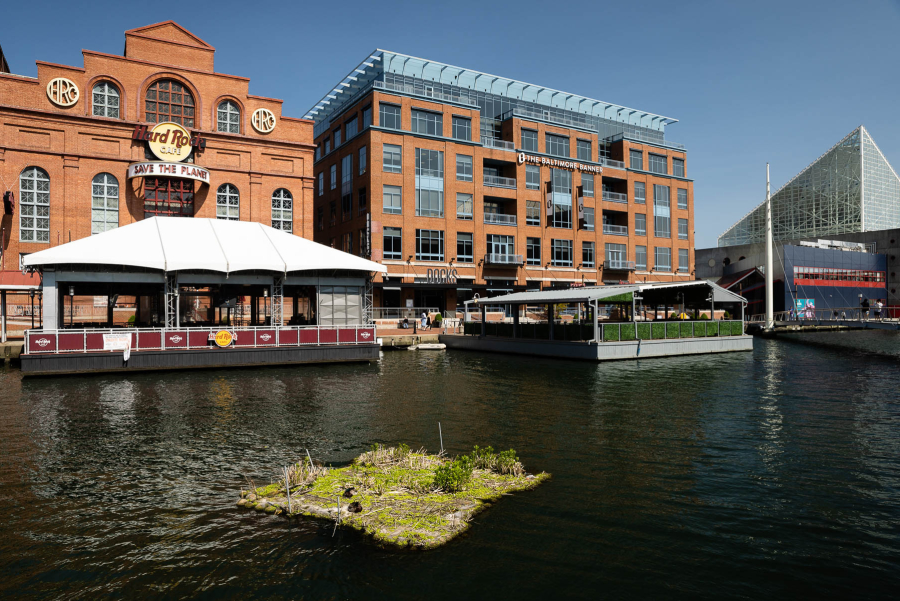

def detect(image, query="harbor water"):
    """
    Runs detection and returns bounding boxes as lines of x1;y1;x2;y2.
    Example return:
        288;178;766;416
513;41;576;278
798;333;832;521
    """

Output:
0;337;898;599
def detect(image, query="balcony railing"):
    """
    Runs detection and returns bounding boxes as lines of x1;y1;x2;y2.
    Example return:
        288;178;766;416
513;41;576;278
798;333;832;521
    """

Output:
374;79;479;108
605;260;636;271
600;157;626;169
607;131;685;151
484;213;517;226
484;253;524;265
481;136;515;151
603;224;628;236
602;191;628;203
484;174;517;189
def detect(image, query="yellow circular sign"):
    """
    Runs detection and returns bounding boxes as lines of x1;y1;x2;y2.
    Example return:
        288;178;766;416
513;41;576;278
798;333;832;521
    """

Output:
214;330;234;347
147;122;193;162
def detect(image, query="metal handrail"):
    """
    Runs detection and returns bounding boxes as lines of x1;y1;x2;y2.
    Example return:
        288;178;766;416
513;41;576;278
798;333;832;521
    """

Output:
602;191;628;203
484;213;517;225
23;324;377;355
484;174;517;189
603;224;628;235
371;307;440;320
481;136;515;151
600;157;627;169
484;253;524;265
605;260;636;270
748;307;898;323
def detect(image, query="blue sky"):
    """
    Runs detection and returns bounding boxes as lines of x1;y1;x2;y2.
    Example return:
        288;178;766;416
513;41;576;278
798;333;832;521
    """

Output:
3;0;899;248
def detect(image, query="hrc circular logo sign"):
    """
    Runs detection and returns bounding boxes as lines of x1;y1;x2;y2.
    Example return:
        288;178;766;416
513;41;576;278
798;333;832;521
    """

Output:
147;122;193;162
214;330;234;347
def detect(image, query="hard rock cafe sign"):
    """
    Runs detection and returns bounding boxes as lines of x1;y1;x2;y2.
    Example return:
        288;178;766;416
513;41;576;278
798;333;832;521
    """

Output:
128;122;210;184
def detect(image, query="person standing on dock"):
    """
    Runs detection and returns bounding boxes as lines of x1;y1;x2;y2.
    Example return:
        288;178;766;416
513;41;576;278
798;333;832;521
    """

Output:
875;300;883;321
861;298;870;321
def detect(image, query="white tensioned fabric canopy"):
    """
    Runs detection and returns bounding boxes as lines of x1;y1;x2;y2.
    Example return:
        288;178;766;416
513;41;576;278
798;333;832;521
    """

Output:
22;217;387;274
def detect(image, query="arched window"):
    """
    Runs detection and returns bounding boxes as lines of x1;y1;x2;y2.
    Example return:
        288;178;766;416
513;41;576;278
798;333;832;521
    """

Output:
92;81;120;118
216;184;239;220
91;173;119;234
19;167;50;243
271;189;292;232
217;100;240;133
146;79;194;127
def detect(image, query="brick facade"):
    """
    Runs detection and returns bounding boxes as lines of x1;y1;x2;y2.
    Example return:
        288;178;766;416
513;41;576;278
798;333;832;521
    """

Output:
312;82;694;313
0;21;314;273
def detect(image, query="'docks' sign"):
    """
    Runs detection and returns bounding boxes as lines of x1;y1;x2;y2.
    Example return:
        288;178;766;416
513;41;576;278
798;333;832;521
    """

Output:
417;268;458;285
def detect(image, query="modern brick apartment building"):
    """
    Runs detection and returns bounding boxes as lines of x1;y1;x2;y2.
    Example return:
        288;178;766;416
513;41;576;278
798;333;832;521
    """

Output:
306;50;694;313
0;21;314;276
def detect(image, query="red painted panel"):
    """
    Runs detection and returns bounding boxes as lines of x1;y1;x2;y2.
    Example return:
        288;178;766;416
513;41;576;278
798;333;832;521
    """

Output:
338;328;357;343
138;331;161;350
233;329;255;347
277;328;298;346
794;279;886;289
256;329;277;346
299;329;319;344
188;331;209;348
28;334;56;353
356;328;376;343
164;331;188;348
319;329;337;344
58;333;85;352
85;333;105;351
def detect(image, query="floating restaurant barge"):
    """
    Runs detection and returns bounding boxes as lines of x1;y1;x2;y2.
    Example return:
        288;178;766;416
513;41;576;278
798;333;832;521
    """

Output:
442;280;753;361
20;217;386;375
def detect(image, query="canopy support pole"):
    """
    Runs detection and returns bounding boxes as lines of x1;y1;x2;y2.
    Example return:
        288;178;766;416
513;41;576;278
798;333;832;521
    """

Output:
1;290;7;343
164;273;178;329
480;304;486;338
593;299;599;342
513;304;519;338
548;303;554;340
273;276;284;327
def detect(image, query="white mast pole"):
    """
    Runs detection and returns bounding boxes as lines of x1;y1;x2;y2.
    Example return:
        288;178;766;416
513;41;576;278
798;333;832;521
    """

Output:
765;163;774;330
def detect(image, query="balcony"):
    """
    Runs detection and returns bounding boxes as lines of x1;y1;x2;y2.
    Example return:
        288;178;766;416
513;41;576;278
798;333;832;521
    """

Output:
484;253;524;266
600;157;626;169
482;136;515;151
605;260;636;271
484;213;517;226
607;131;685;151
603;224;628;236
484;174;517;189
602;191;628;203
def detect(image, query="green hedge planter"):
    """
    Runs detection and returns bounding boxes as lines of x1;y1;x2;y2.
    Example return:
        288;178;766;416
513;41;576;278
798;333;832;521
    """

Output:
620;323;636;341
666;323;680;339
680;322;693;338
706;322;719;337
637;323;651;340
603;324;620;342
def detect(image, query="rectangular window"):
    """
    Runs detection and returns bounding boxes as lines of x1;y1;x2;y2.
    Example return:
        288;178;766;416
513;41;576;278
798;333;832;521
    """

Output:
526;164;541;190
456;232;474;263
334;128;341;148
679;248;689;272
380;103;401;130
551;169;572;228
653;184;670;238
678;218;689;240
411;109;443;136
341;155;353;219
343;232;353;254
358;188;367;215
315;146;321;161
551;239;573;267
325;139;331;154
581;174;594;197
383;227;402;260
486;235;515;261
582;241;595;268
634;181;646;204
582;207;594;231
521;129;538;152
416;229;444;261
318;172;323;196
526;200;541;226
673;158;685;178
383;144;402;173
452;116;471;141
359;146;367;175
605;243;626;268
360;229;367;257
577;139;592;161
546;133;570;158
648;153;667;175
655;247;672;271
345;117;358;140
330;164;337;190
635;245;647;270
317;206;323;231
677;188;688;210
456;154;473;181
456;193;473;220
362;106;372;129
635;213;646;236
630;150;643;170
383;185;402;214
415;148;444;217
526;237;541;266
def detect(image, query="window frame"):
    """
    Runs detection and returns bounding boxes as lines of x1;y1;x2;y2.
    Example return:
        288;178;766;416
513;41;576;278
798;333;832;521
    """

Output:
456;232;474;263
383;227;402;260
629;149;643;170
526;237;541;266
379;103;402;130
452;116;472;141
92;81;120;119
411;109;443;136
456;154;473;181
456;192;473;220
521;129;538;152
383;144;402;173
145;79;195;127
546;133;570;158
91;172;119;234
383;185;402;215
648;153;668;175
217;99;240;133
271;188;293;232
19;167;50;242
415;229;445;262
216;183;240;221
551;239;573;267
582;241;595;268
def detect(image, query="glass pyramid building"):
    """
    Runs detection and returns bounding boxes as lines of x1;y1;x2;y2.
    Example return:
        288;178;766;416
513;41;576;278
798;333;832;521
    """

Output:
718;126;900;246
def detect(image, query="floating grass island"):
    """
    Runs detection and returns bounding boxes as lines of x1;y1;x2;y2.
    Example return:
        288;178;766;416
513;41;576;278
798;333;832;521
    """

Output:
236;444;550;550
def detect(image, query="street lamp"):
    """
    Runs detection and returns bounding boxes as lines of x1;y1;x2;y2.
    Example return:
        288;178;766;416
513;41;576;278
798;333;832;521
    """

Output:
68;286;75;328
263;288;269;326
29;290;35;329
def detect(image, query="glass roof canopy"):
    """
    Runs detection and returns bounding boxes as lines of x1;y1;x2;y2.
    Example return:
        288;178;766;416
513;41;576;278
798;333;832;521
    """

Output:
303;49;678;134
718;126;900;247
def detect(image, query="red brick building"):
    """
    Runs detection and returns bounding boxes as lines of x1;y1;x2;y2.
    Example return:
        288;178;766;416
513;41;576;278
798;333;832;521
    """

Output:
0;21;314;276
306;51;694;314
